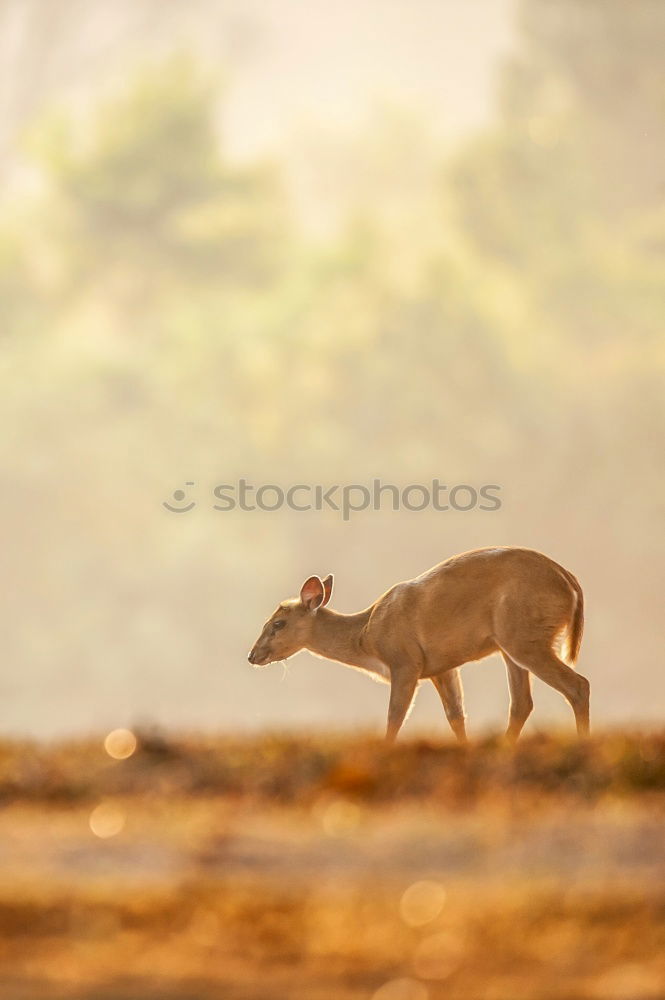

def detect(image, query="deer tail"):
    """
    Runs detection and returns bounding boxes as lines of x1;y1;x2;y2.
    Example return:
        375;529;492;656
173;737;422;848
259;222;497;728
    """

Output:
563;570;584;665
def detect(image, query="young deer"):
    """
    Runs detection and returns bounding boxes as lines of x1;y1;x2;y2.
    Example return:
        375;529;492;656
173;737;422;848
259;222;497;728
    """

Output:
248;547;588;743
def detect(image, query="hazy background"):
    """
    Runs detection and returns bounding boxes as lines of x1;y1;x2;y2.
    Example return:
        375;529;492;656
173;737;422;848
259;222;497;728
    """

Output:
2;0;664;738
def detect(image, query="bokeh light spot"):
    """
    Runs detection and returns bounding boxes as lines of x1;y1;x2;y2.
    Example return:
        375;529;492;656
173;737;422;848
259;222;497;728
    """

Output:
104;728;137;760
321;799;361;837
399;880;447;927
413;929;465;980
89;802;125;839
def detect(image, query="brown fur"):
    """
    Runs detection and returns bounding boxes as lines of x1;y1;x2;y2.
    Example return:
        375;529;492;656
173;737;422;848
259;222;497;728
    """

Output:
248;547;589;743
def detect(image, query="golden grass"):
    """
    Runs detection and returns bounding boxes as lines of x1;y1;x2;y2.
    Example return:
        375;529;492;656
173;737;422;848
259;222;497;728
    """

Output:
0;732;663;999
1;730;664;805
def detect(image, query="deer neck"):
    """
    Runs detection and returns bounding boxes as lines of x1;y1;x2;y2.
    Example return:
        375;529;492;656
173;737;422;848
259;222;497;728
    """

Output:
306;607;374;669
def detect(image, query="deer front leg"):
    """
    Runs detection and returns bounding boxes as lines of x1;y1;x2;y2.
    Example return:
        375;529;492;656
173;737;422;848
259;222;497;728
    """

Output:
386;671;419;743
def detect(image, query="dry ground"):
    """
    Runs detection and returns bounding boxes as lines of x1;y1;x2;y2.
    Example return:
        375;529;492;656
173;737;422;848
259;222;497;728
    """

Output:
0;732;663;1000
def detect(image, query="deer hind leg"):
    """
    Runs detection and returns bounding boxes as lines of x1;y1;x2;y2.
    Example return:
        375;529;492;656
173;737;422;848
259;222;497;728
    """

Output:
501;642;590;737
431;669;467;744
501;653;533;743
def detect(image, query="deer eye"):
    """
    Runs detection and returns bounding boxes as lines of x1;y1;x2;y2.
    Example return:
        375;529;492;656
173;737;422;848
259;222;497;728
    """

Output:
273;619;286;631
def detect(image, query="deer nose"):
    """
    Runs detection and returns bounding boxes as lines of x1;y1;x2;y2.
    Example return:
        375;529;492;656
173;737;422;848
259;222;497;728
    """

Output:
247;650;255;664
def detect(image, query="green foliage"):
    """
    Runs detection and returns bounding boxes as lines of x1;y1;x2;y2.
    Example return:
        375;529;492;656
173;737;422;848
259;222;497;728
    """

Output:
31;55;288;298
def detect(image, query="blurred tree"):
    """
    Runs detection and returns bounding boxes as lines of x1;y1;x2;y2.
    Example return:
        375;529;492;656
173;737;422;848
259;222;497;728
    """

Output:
449;0;665;462
33;55;288;305
8;56;295;483
454;0;665;250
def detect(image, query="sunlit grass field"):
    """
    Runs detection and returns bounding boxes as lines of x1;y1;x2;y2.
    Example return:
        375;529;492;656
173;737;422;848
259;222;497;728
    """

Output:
0;732;663;999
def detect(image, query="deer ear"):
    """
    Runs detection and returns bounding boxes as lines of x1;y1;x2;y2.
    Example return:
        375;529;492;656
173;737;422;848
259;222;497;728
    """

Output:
321;574;334;607
300;576;325;611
